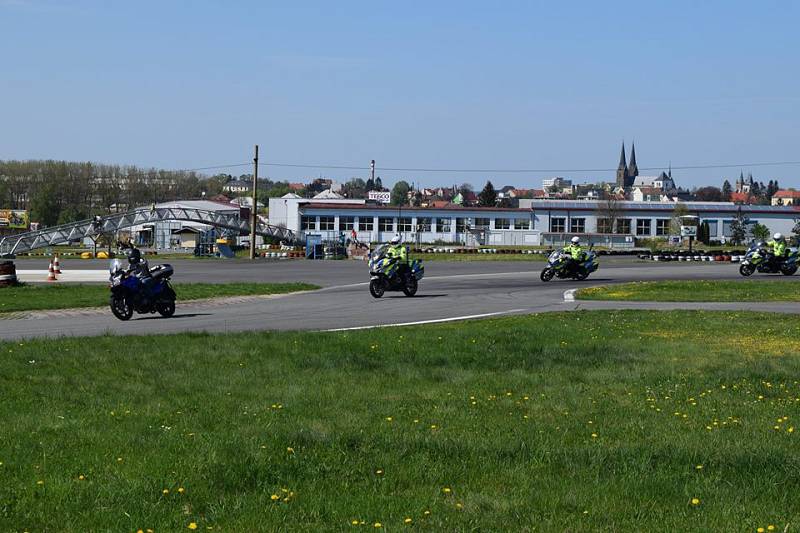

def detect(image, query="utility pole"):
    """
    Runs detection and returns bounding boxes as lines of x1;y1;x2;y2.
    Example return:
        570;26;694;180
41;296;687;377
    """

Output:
249;144;259;260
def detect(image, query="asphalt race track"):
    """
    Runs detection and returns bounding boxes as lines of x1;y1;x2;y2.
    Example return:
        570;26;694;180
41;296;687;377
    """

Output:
1;257;798;341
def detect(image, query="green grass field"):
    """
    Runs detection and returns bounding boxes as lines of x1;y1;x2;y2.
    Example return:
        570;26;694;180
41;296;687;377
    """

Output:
1;310;799;531
0;283;319;314
577;280;800;302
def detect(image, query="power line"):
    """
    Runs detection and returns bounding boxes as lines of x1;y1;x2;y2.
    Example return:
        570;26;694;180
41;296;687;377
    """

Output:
260;160;800;174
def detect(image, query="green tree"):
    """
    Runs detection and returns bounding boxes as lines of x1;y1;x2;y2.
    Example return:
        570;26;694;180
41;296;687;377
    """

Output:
750;222;770;242
390;180;411;205
57;205;87;225
729;210;749;245
721;179;732;201
30;182;61;227
478;181;497;207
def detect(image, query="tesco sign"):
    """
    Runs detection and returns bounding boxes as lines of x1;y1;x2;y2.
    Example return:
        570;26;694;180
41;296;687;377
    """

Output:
368;191;391;204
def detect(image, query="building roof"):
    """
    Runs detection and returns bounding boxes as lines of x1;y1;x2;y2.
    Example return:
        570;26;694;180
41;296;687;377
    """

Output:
281;193;302;199
774;190;800;198
300;203;530;212
153;200;239;213
312;189;345;200
729;192;754;204
524;199;800;214
288;183;305;190
634;186;662;195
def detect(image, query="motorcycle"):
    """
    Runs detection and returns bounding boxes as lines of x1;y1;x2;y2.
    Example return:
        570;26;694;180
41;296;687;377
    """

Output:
540;247;599;282
368;244;425;298
739;242;798;277
109;256;177;320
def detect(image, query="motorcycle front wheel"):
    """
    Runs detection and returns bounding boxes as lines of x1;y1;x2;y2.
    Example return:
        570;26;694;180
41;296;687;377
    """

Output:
540;268;555;282
739;264;755;277
110;295;133;321
369;279;385;298
402;277;418;297
156;298;176;317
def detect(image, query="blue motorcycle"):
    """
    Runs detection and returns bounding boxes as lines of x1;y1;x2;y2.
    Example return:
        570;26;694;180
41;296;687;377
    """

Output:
540;248;599;282
368;244;425;298
109;257;176;320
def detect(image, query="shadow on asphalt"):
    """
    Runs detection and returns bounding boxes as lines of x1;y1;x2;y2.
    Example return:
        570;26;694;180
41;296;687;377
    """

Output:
134;313;214;320
382;294;449;299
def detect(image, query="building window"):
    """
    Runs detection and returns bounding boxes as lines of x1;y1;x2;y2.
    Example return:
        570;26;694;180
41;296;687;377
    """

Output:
474;218;490;229
398;217;412;232
514;218;530;230
456;218;469;232
597;218;612;234
358;217;374;231
438;218;452;232
301;216;316;230
379;217;394;232
319;216;334;231
636;219;651;236
655;219;670;236
616;218;631;234
339;216;354;230
705;220;718;237
494;218;511;230
570;218;586;234
550;217;566;233
416;217;432;232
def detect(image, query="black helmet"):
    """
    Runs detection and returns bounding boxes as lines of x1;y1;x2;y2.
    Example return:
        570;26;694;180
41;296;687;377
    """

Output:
126;247;141;265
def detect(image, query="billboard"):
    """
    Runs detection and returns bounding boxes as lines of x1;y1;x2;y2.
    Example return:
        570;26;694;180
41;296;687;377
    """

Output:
0;210;29;230
368;190;391;204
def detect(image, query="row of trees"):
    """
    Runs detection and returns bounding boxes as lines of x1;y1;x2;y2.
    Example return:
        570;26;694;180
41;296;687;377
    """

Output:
0;160;307;227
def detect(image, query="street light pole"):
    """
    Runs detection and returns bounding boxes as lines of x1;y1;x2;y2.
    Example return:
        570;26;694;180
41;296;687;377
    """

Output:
249;144;259;260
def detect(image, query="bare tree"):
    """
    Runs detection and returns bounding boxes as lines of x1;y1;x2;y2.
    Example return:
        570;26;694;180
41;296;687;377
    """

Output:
596;196;621;234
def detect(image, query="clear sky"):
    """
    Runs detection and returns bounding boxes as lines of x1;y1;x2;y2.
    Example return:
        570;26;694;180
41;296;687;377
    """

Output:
2;0;798;189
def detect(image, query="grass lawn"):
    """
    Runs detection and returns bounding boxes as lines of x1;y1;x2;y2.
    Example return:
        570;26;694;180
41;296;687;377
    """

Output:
0;283;319;314
411;252;546;262
577;280;800;302
2;310;800;531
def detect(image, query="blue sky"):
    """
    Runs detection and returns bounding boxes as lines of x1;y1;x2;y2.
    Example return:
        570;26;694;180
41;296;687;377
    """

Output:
1;0;798;189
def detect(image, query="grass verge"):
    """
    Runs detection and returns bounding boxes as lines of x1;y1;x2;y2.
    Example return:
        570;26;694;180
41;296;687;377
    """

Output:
1;310;800;531
0;282;319;314
576;280;800;302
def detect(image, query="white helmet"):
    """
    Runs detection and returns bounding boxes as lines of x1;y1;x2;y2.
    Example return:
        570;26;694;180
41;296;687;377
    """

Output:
774;233;784;241
390;234;401;245
571;236;580;244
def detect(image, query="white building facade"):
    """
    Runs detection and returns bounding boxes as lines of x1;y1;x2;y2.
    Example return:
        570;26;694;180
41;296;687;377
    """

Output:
269;196;800;247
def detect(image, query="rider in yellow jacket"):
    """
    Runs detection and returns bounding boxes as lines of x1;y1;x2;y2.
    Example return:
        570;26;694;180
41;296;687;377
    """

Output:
766;233;787;268
562;236;584;273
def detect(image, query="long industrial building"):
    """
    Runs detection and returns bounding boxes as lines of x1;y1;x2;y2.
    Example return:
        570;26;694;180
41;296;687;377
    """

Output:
269;194;800;247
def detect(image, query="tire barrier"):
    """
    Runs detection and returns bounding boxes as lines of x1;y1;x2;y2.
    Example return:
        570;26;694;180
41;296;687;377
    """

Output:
0;261;17;287
644;251;745;263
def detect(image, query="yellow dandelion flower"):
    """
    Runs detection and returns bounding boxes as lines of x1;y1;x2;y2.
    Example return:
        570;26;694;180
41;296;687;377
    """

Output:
757;528;765;533
352;520;359;525
385;417;393;422
591;433;598;438
178;487;185;493
695;465;703;470
423;510;431;515
455;502;463;509
188;523;198;530
78;474;86;480
690;498;700;506
430;424;438;429
789;427;795;433
442;487;451;493
287;447;295;454
271;494;279;501
375;469;384;475
768;526;776;531
162;489;170;495
36;480;44;485
404;517;412;524
117;457;123;462
374;522;382;528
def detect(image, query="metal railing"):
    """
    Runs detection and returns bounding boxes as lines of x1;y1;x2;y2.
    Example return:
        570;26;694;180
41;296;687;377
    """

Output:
0;207;297;255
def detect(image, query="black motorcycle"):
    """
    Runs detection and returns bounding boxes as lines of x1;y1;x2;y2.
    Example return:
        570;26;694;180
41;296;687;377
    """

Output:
368;244;425;298
109;251;177;321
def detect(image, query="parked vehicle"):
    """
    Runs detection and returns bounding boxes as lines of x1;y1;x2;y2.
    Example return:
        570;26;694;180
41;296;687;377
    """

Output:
739;242;798;276
368;244;425;298
109;253;177;320
540;248;599;282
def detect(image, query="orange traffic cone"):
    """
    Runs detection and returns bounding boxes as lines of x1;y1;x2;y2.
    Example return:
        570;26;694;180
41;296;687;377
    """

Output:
53;254;62;274
47;260;58;282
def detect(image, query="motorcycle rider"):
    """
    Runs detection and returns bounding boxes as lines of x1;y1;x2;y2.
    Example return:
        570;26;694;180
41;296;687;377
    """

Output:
386;234;410;277
125;245;155;298
766;233;788;269
562;236;584;274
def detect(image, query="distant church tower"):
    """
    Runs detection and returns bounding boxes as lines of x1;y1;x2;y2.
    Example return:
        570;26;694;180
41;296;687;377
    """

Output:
616;142;630;189
628;142;639;181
